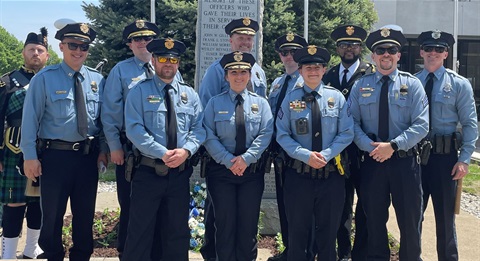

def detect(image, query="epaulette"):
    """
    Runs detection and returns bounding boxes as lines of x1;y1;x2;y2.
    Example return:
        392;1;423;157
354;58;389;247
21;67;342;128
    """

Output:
36;64;60;76
324;84;343;94
398;71;416;78
293;82;304;89
247;90;260;97
445;68;468;80
178;81;192;88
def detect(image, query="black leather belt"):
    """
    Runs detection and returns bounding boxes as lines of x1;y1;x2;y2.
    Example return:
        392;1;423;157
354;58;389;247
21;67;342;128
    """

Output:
139;156;187;172
45;140;86;151
288;159;337;179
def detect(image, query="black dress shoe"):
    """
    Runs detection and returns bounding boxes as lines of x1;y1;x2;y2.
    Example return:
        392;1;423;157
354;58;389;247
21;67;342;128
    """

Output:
267;251;288;261
204;259;216;261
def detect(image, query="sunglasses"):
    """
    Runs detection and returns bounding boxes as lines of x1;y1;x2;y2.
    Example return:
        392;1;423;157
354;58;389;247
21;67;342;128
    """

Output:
279;49;297;57
131;36;154;42
422;46;447;53
62;42;89;52
337;42;361;50
374;47;399;55
156;56;179;64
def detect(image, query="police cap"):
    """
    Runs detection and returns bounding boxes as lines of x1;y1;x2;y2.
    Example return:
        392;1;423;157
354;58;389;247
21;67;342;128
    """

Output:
417;30;455;48
147;38;186;58
220;51;256;70
275;33;308;51
225;17;259;36
25;27;48;49
331;25;367;44
293;45;330;65
55;23;96;43
365;27;407;51
122;20;161;42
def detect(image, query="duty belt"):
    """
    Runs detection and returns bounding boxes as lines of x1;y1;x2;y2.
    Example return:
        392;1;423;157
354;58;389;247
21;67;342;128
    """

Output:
139;156;188;174
288;159;337;179
45;139;87;151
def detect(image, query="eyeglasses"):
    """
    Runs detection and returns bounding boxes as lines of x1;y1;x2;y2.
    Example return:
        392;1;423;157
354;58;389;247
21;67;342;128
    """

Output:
337;43;361;50
279;49;297;57
422;46;447;53
156;56;179;64
374;47;399;55
131;36;154;42
62;42;89;52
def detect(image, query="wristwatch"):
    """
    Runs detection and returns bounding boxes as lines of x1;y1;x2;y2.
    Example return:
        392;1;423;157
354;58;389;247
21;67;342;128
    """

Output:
390;140;399;151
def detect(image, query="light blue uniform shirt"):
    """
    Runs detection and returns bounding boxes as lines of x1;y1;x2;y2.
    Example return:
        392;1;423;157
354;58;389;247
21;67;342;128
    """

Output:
348;70;429;153
203;89;273;168
269;70;303;117
20;61;105;160
101;56;183;152
276;83;354;164
124;76;205;159
416;67;478;164
199;59;267;107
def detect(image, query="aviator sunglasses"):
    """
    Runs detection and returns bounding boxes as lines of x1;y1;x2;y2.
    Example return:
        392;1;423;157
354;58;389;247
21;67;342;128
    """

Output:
337;42;361;49
374;47;399;55
62;42;90;52
132;36;154;42
422;46;447;53
156;56;179;64
279;49;297;57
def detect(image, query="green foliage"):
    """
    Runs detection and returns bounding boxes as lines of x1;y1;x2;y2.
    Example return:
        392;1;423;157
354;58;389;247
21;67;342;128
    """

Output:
257;211;265;241
0;26;23;74
274;232;286;253
464;164;480;195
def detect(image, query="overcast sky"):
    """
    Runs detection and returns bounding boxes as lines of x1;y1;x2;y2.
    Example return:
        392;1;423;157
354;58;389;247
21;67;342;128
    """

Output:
0;0;100;55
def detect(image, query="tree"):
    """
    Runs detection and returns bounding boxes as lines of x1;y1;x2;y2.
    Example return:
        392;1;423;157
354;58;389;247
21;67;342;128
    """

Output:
0;26;62;75
83;0;377;85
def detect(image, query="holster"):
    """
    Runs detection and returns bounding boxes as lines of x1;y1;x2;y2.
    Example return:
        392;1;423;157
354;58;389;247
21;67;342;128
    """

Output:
419;139;432;165
125;148;140;182
199;147;210;178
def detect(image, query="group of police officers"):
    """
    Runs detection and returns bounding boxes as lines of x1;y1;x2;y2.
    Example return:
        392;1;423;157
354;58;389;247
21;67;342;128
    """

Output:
0;13;477;261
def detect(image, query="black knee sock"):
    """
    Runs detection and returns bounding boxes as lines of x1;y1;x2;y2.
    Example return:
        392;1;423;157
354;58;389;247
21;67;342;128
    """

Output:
25;201;42;229
2;205;26;237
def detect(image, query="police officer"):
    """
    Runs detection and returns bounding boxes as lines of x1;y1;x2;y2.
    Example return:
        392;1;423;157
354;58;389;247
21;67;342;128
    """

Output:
198;17;267;261
101;19;161;258
267;32;307;261
322;24;374;261
348;27;429;260
416;30;478;261
276;45;354;261
122;38;205;261
0;27;49;259
199;17;267;106
20;23;107;261
203;51;273;261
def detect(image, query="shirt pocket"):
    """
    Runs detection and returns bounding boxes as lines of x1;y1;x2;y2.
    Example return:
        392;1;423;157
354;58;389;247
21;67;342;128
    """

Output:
434;92;456;118
144;102;166;131
86;93;100;119
322;108;339;134
246;113;262;136
390;97;410;123
214;112;234;138
176;106;195;131
358;95;377;120
50;91;74;118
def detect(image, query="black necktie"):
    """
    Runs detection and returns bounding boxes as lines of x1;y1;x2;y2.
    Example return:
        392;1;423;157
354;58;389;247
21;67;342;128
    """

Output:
73;72;88;138
310;91;322;152
144;62;154;79
341;68;349;89
378;76;390;142
235;94;246;155
164;84;177;149
425;73;435;127
274;75;291;129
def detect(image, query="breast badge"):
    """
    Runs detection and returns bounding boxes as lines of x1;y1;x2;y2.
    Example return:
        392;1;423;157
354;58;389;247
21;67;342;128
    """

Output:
443;83;452;93
90;81;98;93
251;104;259;114
400;84;408;95
180;92;188;104
327;97;335;108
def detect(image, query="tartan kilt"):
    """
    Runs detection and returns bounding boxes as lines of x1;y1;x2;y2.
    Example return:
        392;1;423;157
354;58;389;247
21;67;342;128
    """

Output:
0;146;39;203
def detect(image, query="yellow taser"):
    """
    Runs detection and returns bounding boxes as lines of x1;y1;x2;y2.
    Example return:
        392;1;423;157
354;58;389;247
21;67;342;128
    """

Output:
335;154;345;175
